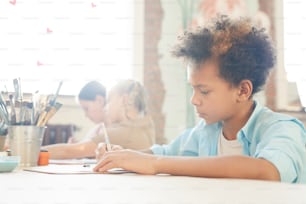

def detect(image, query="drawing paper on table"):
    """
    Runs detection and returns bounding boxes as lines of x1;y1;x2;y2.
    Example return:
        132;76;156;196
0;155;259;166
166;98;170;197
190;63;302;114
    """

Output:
23;164;95;174
49;159;97;165
23;164;133;174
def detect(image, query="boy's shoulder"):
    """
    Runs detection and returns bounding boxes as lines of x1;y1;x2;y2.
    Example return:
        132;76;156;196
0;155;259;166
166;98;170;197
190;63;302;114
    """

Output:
251;102;305;131
258;106;295;120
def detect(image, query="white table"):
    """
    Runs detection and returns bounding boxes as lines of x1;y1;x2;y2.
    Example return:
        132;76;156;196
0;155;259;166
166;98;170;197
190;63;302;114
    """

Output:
1;166;306;204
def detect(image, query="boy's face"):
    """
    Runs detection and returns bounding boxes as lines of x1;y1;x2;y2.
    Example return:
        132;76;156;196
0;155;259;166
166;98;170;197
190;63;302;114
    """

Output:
188;60;240;124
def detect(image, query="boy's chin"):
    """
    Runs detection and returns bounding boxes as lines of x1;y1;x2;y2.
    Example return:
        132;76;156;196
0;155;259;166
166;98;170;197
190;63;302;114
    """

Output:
202;118;218;125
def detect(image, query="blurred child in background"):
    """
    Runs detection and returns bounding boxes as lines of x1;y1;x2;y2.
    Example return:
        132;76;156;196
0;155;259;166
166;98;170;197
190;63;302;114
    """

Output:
44;79;156;159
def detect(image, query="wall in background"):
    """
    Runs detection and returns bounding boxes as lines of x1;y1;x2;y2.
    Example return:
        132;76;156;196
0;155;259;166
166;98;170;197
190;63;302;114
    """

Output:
158;1;190;142
0;0;136;95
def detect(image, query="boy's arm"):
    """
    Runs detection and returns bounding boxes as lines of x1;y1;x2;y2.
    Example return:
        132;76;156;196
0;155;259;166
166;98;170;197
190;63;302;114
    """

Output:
154;155;280;181
94;150;280;181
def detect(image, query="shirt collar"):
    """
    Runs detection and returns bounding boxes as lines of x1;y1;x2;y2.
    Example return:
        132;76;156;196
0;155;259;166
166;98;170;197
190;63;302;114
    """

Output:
238;100;263;142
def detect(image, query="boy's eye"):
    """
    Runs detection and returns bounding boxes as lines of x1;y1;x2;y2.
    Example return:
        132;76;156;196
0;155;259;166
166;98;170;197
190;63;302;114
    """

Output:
200;90;210;95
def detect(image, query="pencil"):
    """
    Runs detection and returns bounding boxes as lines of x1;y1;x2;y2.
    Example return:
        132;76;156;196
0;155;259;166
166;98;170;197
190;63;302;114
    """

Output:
101;123;111;151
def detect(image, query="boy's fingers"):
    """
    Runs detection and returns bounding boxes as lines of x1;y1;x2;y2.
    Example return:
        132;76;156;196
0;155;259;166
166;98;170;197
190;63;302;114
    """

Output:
94;152;112;170
95;161;116;173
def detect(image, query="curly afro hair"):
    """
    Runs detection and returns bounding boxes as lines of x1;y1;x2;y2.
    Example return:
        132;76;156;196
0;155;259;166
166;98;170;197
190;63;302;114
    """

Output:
172;15;276;95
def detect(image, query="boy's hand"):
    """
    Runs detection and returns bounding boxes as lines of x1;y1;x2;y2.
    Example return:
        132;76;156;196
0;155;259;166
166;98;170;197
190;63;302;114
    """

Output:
93;149;157;175
95;143;123;161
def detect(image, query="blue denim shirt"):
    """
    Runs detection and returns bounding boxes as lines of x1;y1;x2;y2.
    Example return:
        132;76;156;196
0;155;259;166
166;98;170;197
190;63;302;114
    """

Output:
151;101;306;183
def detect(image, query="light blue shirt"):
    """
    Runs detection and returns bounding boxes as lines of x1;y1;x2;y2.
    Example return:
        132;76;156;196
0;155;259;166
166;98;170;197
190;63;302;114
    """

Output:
151;101;306;183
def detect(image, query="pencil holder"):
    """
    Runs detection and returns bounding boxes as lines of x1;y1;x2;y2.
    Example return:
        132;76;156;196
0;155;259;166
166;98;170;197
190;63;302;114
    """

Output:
8;126;46;167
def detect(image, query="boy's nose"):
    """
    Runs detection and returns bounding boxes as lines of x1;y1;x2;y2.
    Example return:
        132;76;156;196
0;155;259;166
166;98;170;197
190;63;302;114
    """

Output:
190;92;200;106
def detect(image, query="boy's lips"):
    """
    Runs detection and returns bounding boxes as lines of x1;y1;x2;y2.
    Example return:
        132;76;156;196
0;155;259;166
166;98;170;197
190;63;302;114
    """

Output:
196;112;206;118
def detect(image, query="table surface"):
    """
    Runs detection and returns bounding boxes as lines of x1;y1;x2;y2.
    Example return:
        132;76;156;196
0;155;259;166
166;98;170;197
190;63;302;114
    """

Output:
1;164;306;204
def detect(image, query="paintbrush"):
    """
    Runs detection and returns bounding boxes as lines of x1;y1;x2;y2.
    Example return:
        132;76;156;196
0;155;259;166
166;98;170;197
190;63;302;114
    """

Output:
13;78;25;124
49;81;63;107
8;94;16;125
31;90;39;125
0;92;9;124
37;102;62;127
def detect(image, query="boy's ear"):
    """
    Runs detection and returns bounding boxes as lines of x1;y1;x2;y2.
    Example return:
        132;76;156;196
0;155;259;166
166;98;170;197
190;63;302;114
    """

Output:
237;80;253;101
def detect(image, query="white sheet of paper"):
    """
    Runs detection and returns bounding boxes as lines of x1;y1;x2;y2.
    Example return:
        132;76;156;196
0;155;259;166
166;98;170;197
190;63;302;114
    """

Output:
23;164;132;174
49;158;97;165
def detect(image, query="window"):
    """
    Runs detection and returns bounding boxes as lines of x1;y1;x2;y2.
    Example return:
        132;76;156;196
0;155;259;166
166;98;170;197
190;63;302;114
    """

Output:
0;1;134;95
283;0;306;108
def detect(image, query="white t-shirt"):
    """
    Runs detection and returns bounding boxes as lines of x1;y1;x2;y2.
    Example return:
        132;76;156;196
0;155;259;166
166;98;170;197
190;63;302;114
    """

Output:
217;130;243;156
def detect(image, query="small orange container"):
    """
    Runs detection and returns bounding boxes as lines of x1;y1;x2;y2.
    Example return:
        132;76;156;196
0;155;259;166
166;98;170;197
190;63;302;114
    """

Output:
38;149;49;166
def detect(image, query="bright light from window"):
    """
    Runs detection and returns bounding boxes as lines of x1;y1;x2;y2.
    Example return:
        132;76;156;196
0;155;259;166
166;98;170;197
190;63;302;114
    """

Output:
283;0;306;107
0;1;134;96
283;0;306;82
